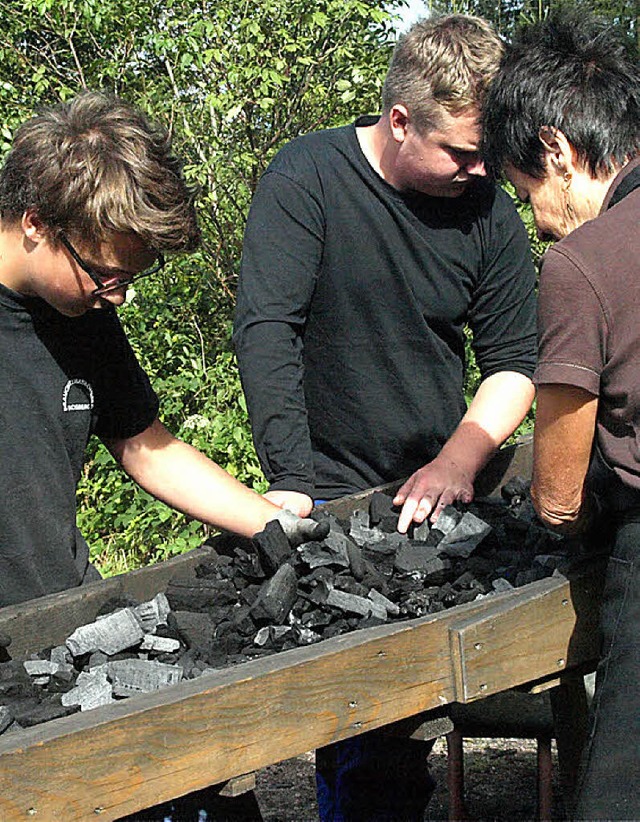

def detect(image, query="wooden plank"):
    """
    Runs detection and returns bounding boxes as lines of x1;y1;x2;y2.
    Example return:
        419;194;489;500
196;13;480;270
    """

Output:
4;438;601;820
448;565;604;702
0;544;219;658
0;608;458;820
0;567;600;821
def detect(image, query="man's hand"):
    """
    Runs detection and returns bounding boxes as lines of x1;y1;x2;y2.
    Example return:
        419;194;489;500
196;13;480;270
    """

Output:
274;509;330;547
393;454;474;534
264;490;314;517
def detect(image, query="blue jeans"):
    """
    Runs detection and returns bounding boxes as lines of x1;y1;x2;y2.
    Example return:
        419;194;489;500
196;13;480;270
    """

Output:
316;730;436;822
574;510;640;820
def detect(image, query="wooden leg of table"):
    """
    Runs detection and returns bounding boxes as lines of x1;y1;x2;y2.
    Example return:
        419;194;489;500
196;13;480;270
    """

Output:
537;734;553;821
446;729;466;822
550;677;590;820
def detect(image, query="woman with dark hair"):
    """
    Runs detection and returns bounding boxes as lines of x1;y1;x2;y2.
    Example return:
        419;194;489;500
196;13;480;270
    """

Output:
482;11;639;819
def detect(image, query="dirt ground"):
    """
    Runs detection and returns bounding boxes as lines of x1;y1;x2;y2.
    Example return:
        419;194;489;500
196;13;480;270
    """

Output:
254;736;565;821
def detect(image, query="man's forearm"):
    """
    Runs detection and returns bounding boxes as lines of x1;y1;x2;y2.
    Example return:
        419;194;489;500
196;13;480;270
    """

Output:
106;419;281;538
439;370;536;480
531;384;598;533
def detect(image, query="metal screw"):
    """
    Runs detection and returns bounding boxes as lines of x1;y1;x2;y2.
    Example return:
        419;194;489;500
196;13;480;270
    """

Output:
377;651;387;658
474;642;482;650
561;599;569;606
557;658;565;667
353;721;362;729
26;810;37;817
94;808;105;815
479;683;488;691
349;700;358;709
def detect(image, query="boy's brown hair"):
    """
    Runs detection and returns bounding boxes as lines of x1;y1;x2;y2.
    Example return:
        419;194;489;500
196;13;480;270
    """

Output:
0;91;200;252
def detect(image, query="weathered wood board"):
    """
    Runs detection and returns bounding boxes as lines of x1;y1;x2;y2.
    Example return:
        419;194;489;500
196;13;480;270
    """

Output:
0;441;604;820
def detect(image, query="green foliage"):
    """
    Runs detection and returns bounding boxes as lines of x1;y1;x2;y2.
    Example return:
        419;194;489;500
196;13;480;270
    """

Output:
0;0;400;574
0;0;565;575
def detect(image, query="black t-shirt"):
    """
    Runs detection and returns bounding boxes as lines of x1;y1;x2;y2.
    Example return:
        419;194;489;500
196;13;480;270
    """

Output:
233;119;537;500
0;284;159;606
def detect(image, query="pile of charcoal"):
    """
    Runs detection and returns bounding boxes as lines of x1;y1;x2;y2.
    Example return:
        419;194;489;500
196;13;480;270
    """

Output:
0;478;574;736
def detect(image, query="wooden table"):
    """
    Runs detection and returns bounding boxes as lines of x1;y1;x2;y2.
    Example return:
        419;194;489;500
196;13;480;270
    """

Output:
0;442;603;820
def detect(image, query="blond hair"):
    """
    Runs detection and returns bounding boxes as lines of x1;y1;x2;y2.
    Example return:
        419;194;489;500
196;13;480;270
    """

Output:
382;14;505;132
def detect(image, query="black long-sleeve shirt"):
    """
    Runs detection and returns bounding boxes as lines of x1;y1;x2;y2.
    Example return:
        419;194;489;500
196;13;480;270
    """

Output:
234;118;537;500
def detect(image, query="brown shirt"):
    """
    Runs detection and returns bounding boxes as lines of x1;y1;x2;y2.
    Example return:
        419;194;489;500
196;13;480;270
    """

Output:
534;157;640;490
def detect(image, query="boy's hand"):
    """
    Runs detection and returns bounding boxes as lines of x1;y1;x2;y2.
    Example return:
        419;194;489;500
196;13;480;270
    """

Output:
274;510;330;546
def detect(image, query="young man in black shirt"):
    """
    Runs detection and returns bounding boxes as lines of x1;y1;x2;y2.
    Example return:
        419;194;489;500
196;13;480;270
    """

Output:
0;91;322;609
234;14;538;821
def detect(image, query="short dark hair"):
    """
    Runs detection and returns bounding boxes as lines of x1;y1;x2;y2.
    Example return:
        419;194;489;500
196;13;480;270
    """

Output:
382;14;504;133
0;90;201;251
482;10;640;179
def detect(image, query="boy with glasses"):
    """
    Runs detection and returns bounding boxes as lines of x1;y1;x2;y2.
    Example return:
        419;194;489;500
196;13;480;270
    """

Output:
0;90;322;610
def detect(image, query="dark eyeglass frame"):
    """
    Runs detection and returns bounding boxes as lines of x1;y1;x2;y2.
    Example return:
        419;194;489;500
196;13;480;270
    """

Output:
60;234;165;297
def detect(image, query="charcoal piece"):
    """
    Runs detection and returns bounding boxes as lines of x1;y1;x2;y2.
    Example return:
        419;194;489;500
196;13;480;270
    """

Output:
87;651;109;670
400;591;432;618
361;565;389;592
51;665;76;685
325;587;374;617
230;605;256;637
61;670;114;711
293;626;322;645
300;609;332;630
95;595;140;618
252;520;293;576
232;549;265;580
23;659;59;678
394;544;441;574
12;696;77;727
0;661;36;698
465;555;494;576
171;611;215;656
453;570;476;589
346;540;366;581
300;531;350;569
434;506;463;535
66;609;144;657
438;512;492;558
333;576;369;598
368;588;400;616
165;575;234;612
139;635;181;654
251;563;298;625
133;593;171;632
300;567;335;586
358;615;387;629
49;645;71;666
238;585;261;607
369;493;397;527
456;590;480;605
107;659;184;697
253;626;292;648
421;556;453;586
349;510;387;547
534;554;566;572
411;520;431;542
492;577;514;593
515;568;547;587
0;705;12;734
501;475;530;504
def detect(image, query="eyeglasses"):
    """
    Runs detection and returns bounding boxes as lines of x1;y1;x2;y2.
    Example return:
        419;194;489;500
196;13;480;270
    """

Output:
60;234;165;297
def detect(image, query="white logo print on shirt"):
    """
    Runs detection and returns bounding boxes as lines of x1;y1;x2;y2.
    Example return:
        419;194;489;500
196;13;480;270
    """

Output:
62;379;94;412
